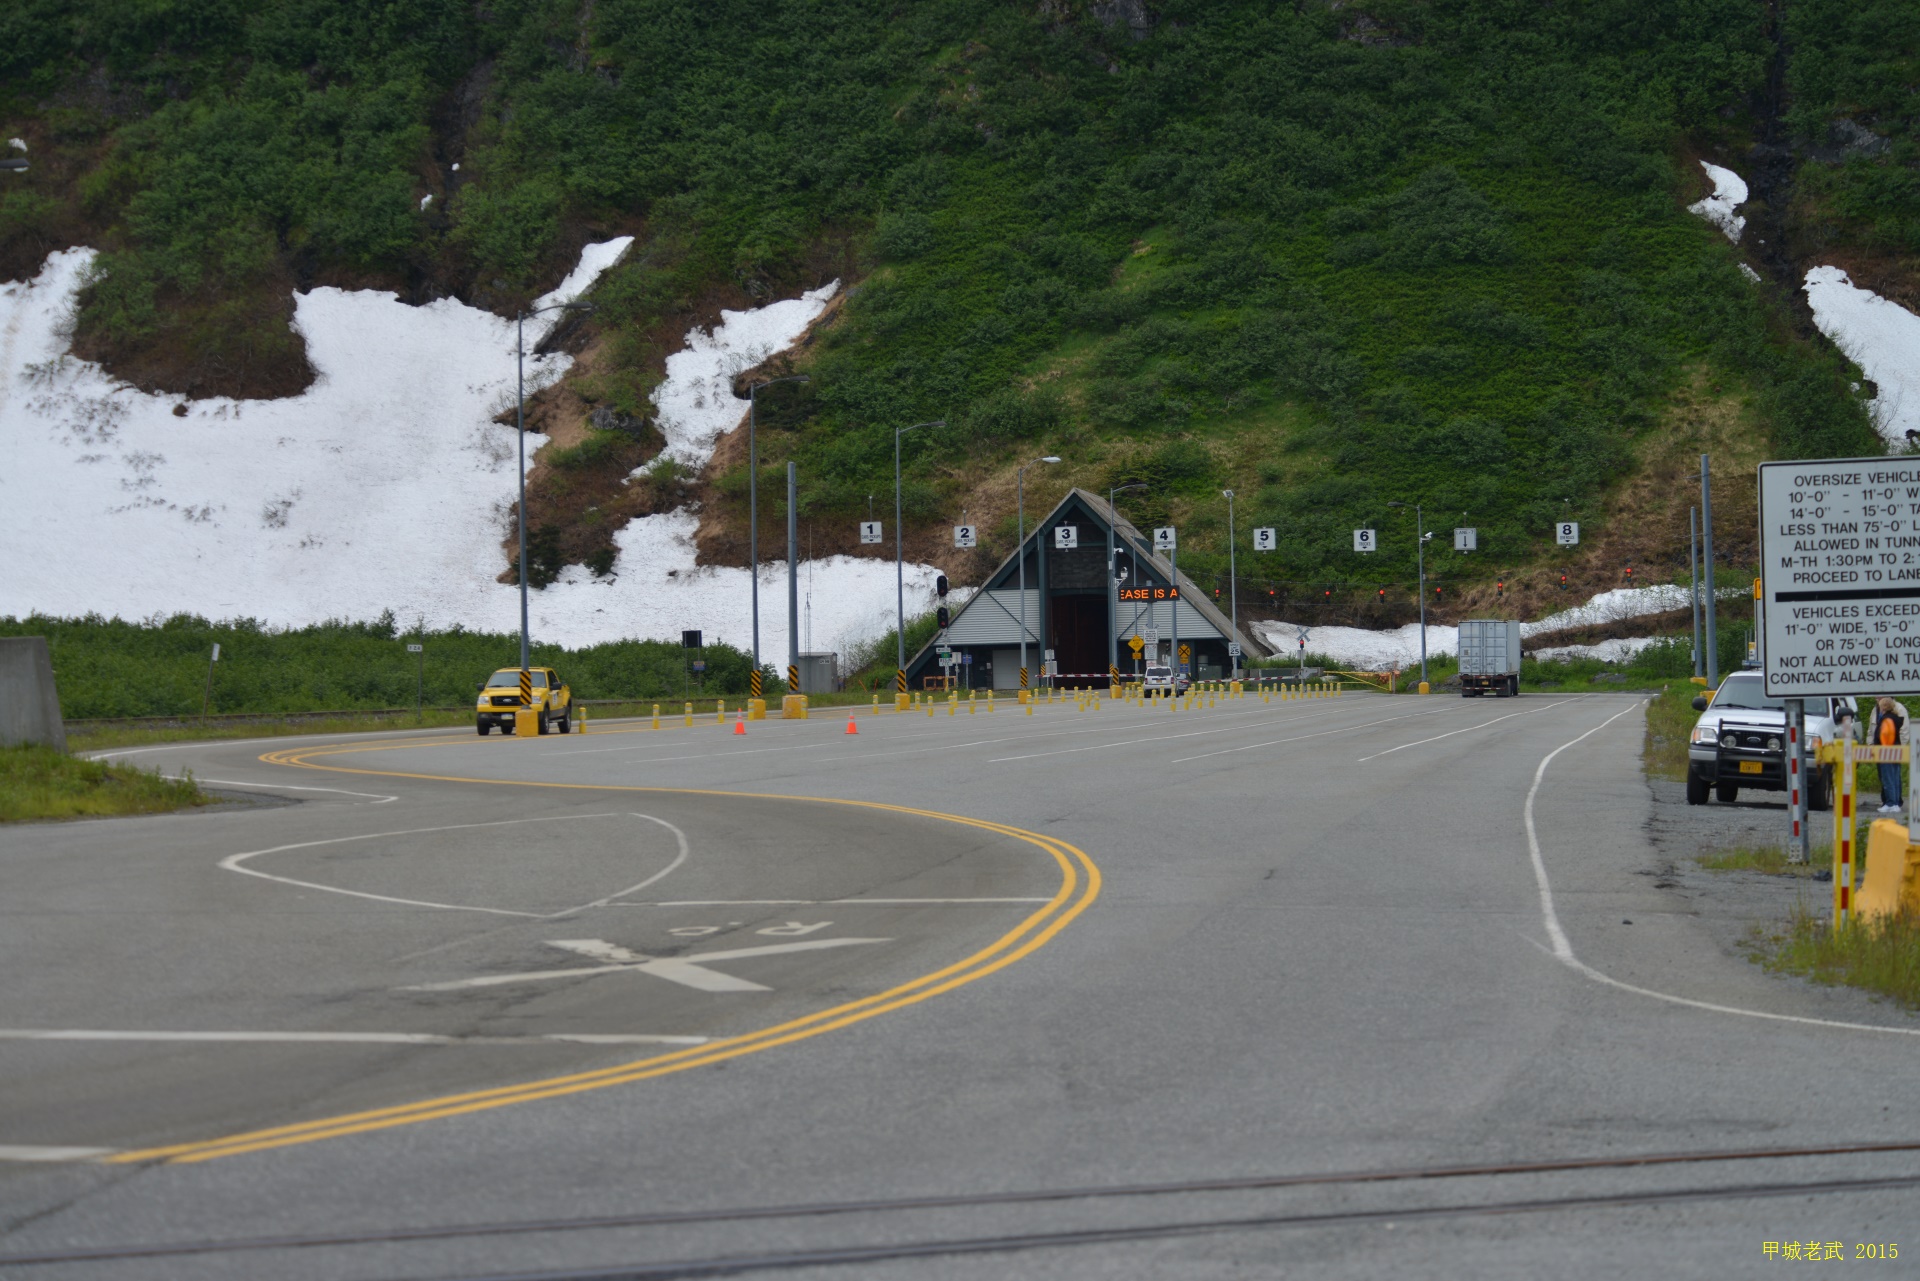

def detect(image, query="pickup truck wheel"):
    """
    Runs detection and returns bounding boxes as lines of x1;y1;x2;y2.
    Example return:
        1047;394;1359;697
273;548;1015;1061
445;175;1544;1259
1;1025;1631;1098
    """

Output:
536;713;549;736
476;722;489;736
1715;782;1739;803
1686;773;1710;805
559;714;571;734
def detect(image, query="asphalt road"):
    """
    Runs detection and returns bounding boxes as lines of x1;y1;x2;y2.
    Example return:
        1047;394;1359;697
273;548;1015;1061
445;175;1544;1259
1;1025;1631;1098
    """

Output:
2;689;1917;1278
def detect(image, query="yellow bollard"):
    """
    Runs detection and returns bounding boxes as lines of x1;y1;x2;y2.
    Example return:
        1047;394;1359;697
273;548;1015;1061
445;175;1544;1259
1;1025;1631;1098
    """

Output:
652;703;660;729
580;705;589;734
684;701;693;727
927;699;935;717
872;694;880;715
717;700;726;724
894;692;910;713
948;692;956;716
988;689;995;712
968;691;976;714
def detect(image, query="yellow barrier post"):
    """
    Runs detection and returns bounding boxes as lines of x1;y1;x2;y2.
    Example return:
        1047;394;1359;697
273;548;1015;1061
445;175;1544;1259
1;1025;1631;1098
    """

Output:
782;694;808;720
684;701;693;727
872;694;880;716
579;705;588;734
716;700;726;724
968;690;976;715
988;689;995;712
651;703;660;730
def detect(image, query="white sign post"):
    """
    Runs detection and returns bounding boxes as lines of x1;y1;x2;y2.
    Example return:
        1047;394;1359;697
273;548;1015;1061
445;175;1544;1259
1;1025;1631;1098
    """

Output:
1555;521;1579;546
1353;529;1377;553
954;525;977;548
1054;525;1078;550
859;520;882;545
1252;527;1276;552
1454;527;1477;552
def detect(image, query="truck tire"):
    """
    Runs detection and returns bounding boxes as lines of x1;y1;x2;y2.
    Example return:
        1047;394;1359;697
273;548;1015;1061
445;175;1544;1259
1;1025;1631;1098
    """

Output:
1810;767;1833;813
1686;773;1710;805
477;721;490;736
1715;782;1739;803
559;713;571;734
1509;675;1520;697
536;713;549;736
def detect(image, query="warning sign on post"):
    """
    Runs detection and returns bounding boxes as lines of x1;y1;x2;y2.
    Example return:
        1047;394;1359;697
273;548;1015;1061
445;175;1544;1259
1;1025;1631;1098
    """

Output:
1759;457;1920;697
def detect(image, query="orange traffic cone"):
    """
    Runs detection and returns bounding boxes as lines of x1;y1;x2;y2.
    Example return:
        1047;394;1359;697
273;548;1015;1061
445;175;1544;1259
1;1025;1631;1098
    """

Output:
845;716;858;735
733;714;746;736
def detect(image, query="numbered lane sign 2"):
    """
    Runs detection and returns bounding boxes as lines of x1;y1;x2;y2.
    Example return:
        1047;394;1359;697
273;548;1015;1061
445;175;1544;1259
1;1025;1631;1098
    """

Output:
859;521;882;545
1353;528;1378;553
953;524;977;548
1252;527;1277;552
1556;521;1579;547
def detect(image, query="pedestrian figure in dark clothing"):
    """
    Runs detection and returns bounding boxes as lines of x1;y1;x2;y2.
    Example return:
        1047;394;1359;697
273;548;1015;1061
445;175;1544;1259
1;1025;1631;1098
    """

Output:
1870;697;1908;813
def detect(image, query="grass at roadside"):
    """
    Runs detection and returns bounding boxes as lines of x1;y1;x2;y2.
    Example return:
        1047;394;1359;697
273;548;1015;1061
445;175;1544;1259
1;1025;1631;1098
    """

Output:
1759;906;1920;1011
1696;844;1823;878
68;709;477;752
0;743;208;823
1642;682;1701;780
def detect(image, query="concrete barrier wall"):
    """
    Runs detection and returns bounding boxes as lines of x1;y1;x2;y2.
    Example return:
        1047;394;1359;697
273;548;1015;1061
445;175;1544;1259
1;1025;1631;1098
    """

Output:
0;637;67;751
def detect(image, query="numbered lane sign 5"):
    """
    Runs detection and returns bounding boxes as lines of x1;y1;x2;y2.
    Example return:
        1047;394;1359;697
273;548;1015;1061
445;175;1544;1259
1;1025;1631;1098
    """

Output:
1252;527;1276;552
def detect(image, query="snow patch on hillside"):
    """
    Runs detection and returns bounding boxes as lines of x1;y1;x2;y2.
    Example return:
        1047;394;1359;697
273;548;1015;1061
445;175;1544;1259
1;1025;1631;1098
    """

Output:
1803;265;1920;445
0;247;930;661
1688;161;1747;243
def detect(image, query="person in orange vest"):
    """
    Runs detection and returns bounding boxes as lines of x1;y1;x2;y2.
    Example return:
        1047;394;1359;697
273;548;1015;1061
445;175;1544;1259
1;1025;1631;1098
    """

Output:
1870;696;1908;813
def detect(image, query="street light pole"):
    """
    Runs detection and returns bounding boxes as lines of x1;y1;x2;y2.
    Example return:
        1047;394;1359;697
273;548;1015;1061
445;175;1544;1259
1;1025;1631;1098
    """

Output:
1389;500;1430;687
514;299;594;671
1108;483;1147;683
787;461;799;690
894;420;945;678
1223;488;1237;675
1018;456;1062;692
743;375;809;674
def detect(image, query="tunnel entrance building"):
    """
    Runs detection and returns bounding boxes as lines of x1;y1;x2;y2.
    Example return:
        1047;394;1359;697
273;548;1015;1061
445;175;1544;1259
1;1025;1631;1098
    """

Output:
903;488;1270;690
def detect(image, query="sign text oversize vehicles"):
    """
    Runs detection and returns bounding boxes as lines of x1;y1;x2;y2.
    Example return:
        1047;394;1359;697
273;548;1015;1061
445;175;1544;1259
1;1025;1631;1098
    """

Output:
1759;458;1920;697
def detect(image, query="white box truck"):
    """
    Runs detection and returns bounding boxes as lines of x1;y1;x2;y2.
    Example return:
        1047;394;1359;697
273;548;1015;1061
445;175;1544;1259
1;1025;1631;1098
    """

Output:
1458;619;1522;697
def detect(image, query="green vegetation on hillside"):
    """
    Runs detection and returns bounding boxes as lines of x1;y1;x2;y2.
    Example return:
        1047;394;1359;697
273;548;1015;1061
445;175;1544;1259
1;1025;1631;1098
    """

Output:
0;743;208;823
0;0;1896;592
2;613;758;718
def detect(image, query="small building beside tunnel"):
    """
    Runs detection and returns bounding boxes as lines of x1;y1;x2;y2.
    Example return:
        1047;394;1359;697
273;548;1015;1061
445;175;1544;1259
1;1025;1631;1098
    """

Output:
902;488;1271;690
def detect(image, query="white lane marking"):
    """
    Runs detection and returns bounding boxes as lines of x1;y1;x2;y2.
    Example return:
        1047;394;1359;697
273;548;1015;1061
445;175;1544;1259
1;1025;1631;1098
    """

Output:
1525;701;1920;1038
400;936;889;994
989;705;1377;764
0;1028;706;1046
1168;706;1454;764
190;779;399;804
563;813;690;913
86;725;472;759
219;813;670;919
0;1145;117;1162
618;898;1053;906
1353;698;1578;762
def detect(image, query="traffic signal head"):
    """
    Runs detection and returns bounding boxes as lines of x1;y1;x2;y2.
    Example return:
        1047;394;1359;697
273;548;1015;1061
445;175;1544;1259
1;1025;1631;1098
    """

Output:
1377;587;1386;600
936;574;949;598
1558;573;1568;590
936;606;951;628
1496;579;1505;596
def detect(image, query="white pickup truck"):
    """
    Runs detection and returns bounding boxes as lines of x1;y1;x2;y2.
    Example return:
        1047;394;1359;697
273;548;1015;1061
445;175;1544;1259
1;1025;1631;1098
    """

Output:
1685;670;1854;808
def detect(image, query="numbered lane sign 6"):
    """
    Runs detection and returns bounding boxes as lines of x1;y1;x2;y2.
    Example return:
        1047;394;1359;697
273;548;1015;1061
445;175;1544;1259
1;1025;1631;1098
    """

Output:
1353;528;1377;553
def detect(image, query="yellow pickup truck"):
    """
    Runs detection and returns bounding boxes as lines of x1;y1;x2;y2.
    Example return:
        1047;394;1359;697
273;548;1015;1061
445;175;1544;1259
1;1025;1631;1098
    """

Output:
475;667;574;735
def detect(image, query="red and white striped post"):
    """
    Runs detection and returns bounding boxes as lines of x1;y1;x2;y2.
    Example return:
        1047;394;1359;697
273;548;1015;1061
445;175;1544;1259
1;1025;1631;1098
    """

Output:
1833;737;1853;930
1786;700;1808;865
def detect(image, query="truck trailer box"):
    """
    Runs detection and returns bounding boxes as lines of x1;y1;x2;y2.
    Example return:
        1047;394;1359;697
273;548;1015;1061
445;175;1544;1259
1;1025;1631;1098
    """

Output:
1457;619;1522;697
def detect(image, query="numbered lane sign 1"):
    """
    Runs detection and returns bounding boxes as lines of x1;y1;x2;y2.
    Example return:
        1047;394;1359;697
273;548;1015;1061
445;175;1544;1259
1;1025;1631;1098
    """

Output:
1353;528;1377;553
1454;527;1477;552
1054;525;1079;550
1556;521;1579;546
1252;527;1277;552
954;524;977;548
859;520;882;544
1154;527;1177;550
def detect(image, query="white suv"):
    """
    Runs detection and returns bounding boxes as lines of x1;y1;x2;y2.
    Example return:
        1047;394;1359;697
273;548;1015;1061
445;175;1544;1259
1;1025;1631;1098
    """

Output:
1686;670;1854;808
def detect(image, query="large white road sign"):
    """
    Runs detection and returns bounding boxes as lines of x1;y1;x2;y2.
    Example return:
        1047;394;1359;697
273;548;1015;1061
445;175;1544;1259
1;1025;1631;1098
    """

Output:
1759;457;1920;697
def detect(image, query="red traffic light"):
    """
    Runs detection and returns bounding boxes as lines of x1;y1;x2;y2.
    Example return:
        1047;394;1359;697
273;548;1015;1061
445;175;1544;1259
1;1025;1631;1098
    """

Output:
1377;587;1386;600
1496;579;1505;596
1558;573;1568;590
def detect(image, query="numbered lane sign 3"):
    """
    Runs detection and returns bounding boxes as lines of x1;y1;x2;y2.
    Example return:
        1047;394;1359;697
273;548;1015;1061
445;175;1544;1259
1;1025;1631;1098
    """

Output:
1054;525;1079;550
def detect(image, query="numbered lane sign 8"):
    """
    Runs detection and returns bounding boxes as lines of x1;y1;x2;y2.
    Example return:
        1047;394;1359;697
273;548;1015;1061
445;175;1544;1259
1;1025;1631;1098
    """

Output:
1556;521;1579;546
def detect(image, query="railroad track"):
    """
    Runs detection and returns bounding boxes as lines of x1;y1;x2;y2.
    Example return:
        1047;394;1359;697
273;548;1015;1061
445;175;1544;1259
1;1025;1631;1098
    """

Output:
7;1140;1915;1275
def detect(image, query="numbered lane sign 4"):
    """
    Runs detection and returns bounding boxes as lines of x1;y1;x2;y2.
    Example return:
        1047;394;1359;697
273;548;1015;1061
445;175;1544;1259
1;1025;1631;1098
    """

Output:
1054;525;1079;550
954;525;977;548
1353;528;1377;553
1252;527;1276;552
859;521;883;544
1556;521;1579;546
1154;527;1177;550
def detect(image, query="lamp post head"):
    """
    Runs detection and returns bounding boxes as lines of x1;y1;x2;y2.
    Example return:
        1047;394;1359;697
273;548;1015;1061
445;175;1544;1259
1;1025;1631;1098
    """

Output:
1387;501;1405;509
1223;489;1234;500
1041;456;1061;464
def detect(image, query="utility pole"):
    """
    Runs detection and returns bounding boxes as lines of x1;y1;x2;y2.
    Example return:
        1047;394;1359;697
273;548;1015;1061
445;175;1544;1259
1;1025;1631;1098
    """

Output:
1223;488;1237;675
787;461;799;693
1701;455;1719;686
744;375;809;675
893;420;943;680
1690;506;1703;679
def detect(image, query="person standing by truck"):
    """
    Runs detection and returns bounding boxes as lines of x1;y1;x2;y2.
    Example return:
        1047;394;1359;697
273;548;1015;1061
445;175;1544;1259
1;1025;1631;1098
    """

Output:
1870;697;1907;813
